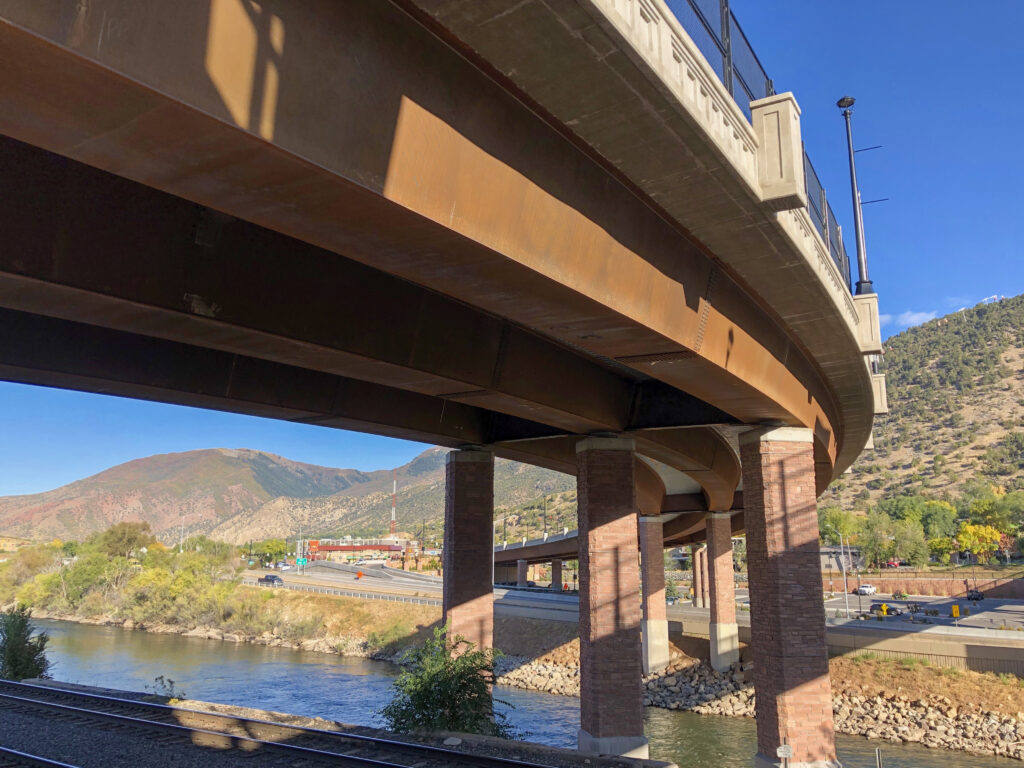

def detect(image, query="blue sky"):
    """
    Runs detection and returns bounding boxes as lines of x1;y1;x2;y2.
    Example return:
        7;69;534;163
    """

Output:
731;0;1024;331
2;2;1020;494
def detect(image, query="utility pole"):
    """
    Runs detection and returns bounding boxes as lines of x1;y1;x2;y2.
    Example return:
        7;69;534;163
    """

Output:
543;495;548;537
827;525;851;618
390;468;397;537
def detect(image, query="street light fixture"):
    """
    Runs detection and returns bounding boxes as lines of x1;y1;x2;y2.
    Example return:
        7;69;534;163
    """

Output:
825;524;851;618
837;95;874;295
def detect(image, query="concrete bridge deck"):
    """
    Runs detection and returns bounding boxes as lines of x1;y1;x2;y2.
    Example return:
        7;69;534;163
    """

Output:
0;0;884;763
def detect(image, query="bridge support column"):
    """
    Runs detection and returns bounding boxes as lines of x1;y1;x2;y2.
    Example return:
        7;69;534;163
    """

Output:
551;559;563;591
575;438;648;759
700;546;710;608
442;449;494;651
740;428;840;768
706;512;740;671
691;544;703;607
516;559;529;587
638;515;670;675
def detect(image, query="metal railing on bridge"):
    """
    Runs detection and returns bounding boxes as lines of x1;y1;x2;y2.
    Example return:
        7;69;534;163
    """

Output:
666;0;853;291
244;578;441;606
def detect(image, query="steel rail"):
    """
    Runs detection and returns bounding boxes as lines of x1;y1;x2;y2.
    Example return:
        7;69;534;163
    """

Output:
0;680;557;768
0;746;81;768
0;689;440;768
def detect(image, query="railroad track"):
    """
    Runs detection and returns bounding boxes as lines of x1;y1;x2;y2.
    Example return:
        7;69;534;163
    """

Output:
0;746;80;768
0;680;558;768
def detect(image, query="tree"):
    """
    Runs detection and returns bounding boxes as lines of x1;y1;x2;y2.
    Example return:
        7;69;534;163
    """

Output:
890;519;929;567
379;625;517;738
257;539;290;564
999;533;1017;564
665;578;680;600
818;506;858;545
878;495;927;524
956;523;1002;564
988;491;1024;534
920;500;958;540
99;522;156;560
0;605;51;680
928;537;954;564
856;510;892;568
958;479;998;520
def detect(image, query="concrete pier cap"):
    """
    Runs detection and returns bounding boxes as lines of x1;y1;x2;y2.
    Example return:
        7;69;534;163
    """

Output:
738;426;815;446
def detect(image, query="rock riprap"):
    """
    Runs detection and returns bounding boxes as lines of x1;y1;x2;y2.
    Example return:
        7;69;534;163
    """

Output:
496;653;1024;761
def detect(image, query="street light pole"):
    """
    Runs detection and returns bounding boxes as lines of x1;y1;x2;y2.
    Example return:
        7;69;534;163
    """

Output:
837;96;873;295
827;524;851;618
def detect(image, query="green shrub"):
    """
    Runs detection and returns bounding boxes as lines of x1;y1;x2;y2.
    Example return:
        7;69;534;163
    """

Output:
380;625;520;738
665;579;680;600
0;605;51;680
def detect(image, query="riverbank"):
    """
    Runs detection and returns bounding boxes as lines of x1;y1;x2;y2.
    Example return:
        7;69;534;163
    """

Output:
497;649;1024;761
12;595;1024;761
8;587;441;660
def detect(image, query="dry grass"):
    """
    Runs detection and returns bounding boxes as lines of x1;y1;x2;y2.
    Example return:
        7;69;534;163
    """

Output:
236;587;441;648
831;655;1024;717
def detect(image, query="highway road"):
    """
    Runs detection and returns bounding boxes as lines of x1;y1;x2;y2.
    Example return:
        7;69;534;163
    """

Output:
253;568;1024;630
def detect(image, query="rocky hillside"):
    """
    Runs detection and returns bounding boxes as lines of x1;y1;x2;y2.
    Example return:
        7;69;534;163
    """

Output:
10;296;1021;546
826;295;1024;508
0;446;573;545
209;452;573;545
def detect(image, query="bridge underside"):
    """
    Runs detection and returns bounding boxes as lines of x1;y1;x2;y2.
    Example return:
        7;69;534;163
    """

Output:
0;1;855;763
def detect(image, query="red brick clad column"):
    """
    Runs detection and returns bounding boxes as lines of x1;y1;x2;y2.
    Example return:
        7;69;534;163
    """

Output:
576;437;648;758
442;449;494;651
740;427;840;768
700;546;710;608
706;512;740;671
551;559;563;591
691;544;704;608
638;515;670;675
516;559;528;587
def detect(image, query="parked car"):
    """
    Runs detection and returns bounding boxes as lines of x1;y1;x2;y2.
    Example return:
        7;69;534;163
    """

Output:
856;584;877;595
258;574;284;587
967;589;984;601
868;602;904;616
884;560;900;568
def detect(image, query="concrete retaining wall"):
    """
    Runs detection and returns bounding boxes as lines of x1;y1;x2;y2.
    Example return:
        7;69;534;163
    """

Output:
677;617;1024;676
822;575;1024;599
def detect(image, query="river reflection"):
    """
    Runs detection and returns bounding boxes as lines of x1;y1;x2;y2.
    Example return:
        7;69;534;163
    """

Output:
36;620;1016;767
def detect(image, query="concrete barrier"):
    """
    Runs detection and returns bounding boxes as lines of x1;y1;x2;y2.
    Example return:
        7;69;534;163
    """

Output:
677;615;1024;675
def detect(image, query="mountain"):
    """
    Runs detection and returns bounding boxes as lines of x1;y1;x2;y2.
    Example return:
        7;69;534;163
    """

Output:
208;451;573;545
0;446;573;545
826;295;1024;508
11;296;1019;545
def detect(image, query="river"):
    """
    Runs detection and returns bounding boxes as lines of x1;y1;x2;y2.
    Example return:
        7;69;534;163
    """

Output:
32;619;1015;768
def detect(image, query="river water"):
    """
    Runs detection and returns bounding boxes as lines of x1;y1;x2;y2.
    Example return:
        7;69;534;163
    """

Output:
34;620;1014;768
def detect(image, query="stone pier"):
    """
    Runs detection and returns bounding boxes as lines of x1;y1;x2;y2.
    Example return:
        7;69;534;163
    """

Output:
741;427;840;768
706;512;740;671
639;515;670;675
516;559;529;587
692;544;704;608
442;449;495;651
576;438;648;759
